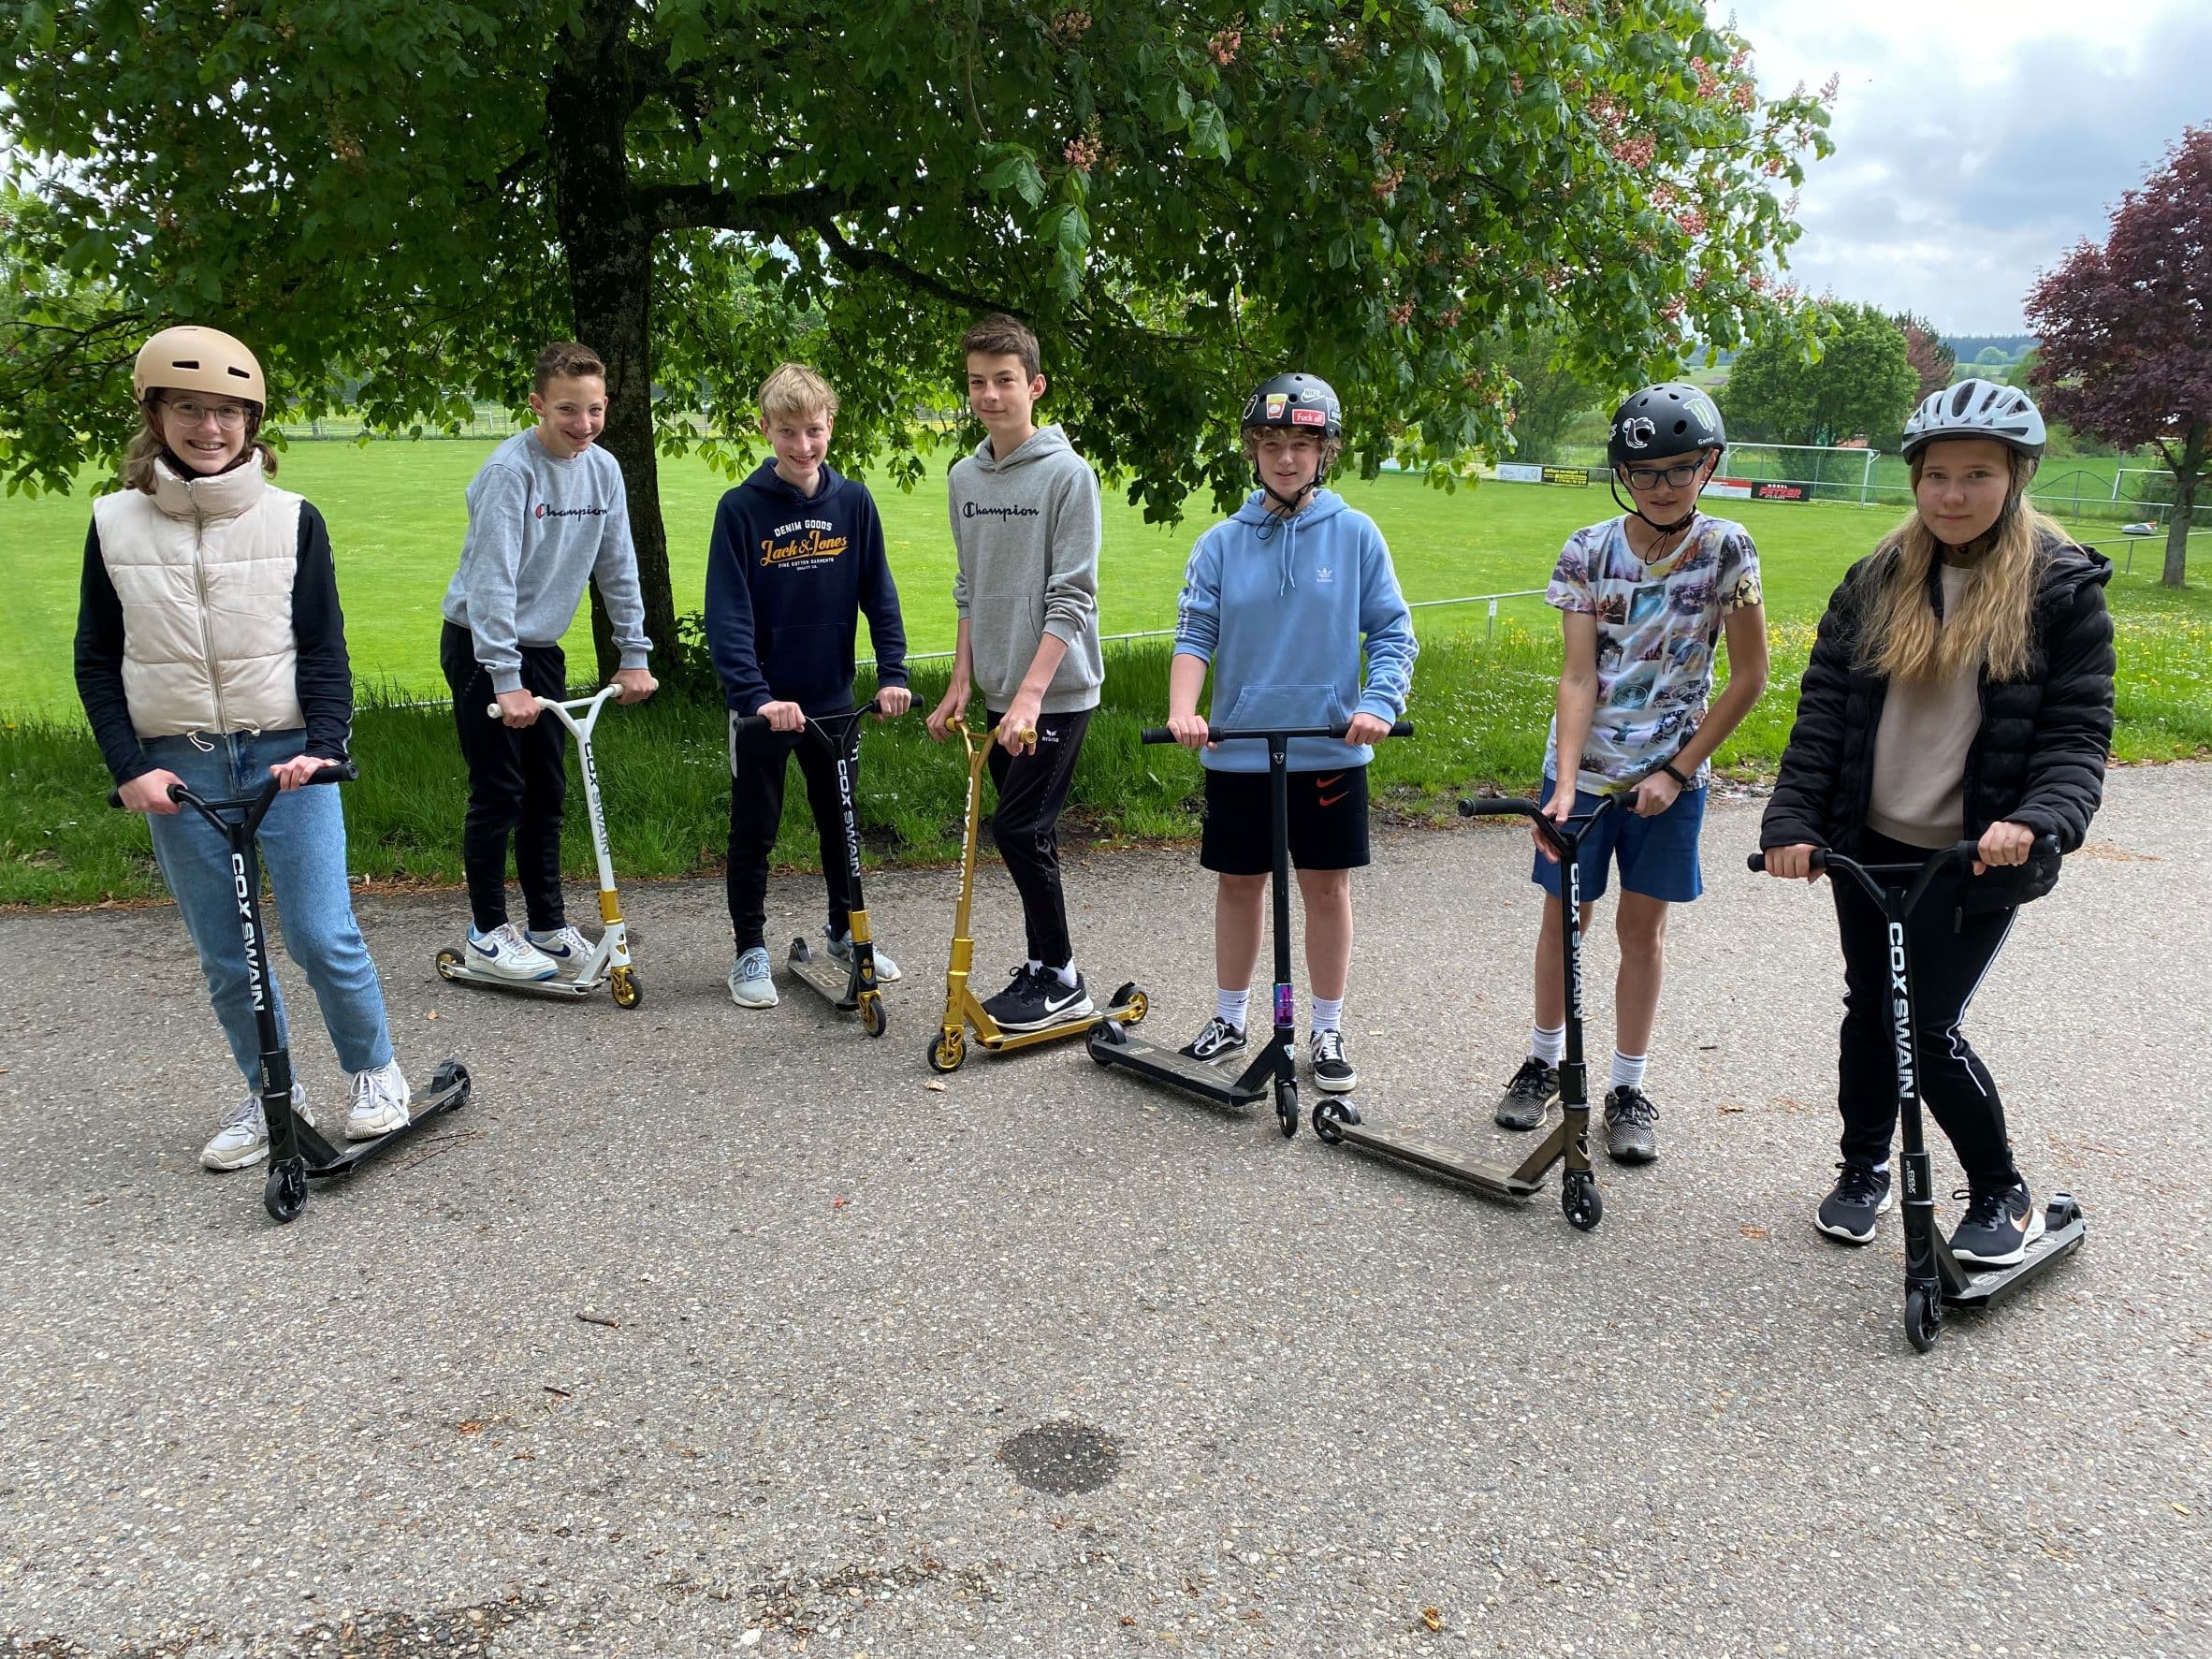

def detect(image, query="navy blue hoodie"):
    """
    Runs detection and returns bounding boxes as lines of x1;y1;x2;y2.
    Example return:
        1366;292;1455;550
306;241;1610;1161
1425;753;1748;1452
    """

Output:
705;460;908;719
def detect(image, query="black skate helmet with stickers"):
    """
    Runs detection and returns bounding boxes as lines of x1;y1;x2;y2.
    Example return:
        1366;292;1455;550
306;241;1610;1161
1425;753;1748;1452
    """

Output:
1900;378;2046;461
1608;381;1725;469
1240;371;1343;439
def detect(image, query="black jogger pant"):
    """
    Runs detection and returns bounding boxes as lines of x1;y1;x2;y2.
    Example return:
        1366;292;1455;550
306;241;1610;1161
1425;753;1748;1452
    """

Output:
1831;828;2020;1183
725;718;854;954
442;620;570;935
983;707;1092;970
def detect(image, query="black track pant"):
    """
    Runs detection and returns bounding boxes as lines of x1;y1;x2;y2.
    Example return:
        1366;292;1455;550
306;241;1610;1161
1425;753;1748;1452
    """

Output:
983;707;1091;970
442;621;568;935
726;720;853;954
1832;828;2019;1183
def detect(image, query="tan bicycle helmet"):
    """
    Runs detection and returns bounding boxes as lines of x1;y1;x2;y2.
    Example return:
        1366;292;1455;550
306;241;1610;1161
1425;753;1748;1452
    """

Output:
133;325;267;406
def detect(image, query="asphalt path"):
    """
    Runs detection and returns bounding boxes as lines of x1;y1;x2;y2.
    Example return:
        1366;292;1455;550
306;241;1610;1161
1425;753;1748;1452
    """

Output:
2;764;2206;1658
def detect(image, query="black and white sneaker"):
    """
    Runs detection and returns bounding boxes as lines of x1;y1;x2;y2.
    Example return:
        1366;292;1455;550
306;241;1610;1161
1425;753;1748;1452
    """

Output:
1603;1084;1659;1163
982;966;1094;1033
1309;1029;1357;1093
1814;1158;1894;1244
1949;1178;2045;1268
1493;1056;1559;1130
1178;1015;1247;1063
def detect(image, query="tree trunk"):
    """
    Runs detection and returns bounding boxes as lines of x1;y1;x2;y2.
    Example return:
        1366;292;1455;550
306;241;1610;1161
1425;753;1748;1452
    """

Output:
2164;422;2205;589
546;2;679;680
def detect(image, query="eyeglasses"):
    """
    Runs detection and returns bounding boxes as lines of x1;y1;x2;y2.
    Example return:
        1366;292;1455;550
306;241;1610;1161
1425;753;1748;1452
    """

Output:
1623;459;1703;490
162;398;252;430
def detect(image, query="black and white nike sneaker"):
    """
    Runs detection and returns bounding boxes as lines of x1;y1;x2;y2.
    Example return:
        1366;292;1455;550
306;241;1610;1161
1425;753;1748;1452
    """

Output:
1177;1015;1247;1063
982;966;1094;1033
1949;1177;2045;1268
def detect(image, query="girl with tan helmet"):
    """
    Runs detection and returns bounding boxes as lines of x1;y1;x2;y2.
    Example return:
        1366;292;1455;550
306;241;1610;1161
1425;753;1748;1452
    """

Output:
73;324;419;1171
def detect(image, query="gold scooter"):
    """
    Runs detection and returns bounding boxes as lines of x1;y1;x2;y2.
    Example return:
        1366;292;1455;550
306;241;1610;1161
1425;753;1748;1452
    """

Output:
924;719;1146;1071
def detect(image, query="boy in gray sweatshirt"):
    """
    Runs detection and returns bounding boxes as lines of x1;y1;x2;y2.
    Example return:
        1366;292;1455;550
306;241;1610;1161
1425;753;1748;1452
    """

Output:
924;313;1103;1032
440;341;657;981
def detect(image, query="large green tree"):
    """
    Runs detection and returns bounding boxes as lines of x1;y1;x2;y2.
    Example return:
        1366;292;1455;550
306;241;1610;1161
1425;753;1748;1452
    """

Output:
1720;300;1917;449
1499;327;1610;462
2;1;1830;667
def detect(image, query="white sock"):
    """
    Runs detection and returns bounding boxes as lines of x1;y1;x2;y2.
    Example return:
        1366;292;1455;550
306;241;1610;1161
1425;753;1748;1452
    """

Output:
1026;957;1043;976
1050;961;1079;988
1310;996;1344;1034
1530;1024;1565;1066
1215;987;1251;1030
1609;1050;1649;1092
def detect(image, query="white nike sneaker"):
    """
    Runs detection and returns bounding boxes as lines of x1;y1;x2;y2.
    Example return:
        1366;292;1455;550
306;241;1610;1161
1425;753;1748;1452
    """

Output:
200;1084;312;1171
465;922;558;982
344;1058;414;1142
526;924;595;970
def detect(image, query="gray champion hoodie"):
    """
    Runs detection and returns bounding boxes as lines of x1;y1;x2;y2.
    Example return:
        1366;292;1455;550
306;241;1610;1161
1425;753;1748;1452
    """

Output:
947;424;1103;714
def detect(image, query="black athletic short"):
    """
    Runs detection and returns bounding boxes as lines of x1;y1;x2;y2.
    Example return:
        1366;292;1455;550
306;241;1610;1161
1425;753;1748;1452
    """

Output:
1199;765;1371;874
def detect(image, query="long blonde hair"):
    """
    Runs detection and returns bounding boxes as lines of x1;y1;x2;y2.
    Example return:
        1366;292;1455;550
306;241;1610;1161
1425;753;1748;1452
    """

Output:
1859;451;2055;684
123;395;278;493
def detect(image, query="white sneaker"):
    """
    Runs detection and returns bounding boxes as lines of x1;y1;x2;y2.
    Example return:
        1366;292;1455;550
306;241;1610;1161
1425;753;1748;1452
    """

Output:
825;924;900;982
345;1058;414;1142
200;1084;312;1171
465;922;558;982
728;945;779;1008
526;924;595;970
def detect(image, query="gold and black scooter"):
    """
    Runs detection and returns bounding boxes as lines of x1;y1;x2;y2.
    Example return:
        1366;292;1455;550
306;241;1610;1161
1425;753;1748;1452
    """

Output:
733;700;894;1038
1310;791;1618;1228
924;718;1147;1071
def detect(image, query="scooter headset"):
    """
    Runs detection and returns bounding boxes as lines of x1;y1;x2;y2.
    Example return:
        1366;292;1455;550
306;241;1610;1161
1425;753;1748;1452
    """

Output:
1607;381;1726;539
1240;371;1342;536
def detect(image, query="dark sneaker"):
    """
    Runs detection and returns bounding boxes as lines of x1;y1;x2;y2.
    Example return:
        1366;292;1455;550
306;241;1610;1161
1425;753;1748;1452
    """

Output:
1178;1015;1247;1063
983;966;1094;1033
1493;1056;1559;1130
1310;1029;1357;1094
1949;1178;2045;1268
1603;1084;1659;1163
1815;1158;1893;1244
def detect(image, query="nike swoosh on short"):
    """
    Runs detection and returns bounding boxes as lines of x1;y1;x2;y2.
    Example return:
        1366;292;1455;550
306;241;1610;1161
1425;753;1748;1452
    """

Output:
1317;792;1348;808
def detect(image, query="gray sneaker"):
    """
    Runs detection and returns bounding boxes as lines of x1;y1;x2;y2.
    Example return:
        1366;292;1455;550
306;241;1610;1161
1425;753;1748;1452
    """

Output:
728;945;779;1009
824;924;900;982
1604;1084;1659;1163
1493;1056;1558;1130
200;1084;313;1171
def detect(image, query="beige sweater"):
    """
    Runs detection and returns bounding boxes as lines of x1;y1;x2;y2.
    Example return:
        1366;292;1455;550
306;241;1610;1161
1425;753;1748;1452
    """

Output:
1867;562;1979;849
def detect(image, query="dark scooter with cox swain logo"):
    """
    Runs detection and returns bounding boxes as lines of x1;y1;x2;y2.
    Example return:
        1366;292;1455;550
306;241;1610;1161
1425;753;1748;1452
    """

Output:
1747;837;2086;1351
111;764;471;1224
1311;791;1617;1230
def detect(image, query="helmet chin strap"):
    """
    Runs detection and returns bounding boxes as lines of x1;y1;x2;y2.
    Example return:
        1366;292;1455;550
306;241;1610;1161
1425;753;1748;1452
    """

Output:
1257;456;1323;517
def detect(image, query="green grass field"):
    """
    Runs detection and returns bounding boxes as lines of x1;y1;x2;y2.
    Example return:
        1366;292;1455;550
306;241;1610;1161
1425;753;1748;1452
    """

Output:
4;436;2206;906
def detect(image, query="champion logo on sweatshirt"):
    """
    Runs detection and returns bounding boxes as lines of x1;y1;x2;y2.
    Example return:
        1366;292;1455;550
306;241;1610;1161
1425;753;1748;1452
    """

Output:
962;501;1041;519
534;502;609;520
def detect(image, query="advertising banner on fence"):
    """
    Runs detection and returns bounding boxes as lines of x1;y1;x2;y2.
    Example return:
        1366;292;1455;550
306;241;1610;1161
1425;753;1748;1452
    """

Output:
1701;478;1753;500
1754;482;1808;502
1541;466;1591;487
1495;462;1543;484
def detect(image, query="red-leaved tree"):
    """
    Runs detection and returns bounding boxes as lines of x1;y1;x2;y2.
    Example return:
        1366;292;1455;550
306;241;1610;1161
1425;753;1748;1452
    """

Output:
2027;125;2212;588
1892;312;1957;402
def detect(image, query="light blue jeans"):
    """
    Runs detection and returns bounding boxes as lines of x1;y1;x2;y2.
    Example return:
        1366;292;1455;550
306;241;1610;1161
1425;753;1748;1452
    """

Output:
140;729;395;1087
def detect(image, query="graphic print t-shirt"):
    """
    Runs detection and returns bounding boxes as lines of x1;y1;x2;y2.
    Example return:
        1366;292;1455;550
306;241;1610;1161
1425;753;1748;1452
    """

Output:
1542;514;1762;793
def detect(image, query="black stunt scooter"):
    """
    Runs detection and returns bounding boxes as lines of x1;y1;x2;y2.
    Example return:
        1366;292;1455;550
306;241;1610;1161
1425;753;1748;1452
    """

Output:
110;764;471;1224
1748;837;2086;1351
1311;792;1618;1230
732;699;893;1038
1088;720;1412;1139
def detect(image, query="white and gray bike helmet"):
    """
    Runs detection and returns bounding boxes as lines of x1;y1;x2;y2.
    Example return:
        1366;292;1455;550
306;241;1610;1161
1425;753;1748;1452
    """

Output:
1900;378;2046;461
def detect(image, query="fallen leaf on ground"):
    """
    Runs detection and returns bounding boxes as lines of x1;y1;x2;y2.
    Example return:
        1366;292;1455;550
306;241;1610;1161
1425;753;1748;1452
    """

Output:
1420;1607;1444;1632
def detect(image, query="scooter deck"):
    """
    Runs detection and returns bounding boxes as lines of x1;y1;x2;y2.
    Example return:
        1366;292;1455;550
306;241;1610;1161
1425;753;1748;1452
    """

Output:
1942;1200;2087;1310
1320;1116;1554;1199
436;959;607;999
1087;1022;1273;1107
293;1061;472;1181
788;937;866;1010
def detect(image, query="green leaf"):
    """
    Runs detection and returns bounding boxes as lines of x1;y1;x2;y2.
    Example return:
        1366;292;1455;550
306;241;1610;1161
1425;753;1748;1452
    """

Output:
1188;100;1230;162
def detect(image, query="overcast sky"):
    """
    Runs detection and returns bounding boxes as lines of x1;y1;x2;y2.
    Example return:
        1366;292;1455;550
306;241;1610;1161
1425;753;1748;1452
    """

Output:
1718;0;2210;336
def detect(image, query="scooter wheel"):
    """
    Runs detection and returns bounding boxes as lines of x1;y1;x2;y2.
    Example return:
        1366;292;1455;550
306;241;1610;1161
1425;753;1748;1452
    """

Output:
1905;1286;1942;1352
925;1029;966;1073
1110;982;1149;1025
430;1058;471;1099
860;993;888;1039
264;1161;307;1225
434;947;465;982
1275;1082;1299;1140
1562;1174;1603;1231
1310;1099;1358;1143
610;967;644;1010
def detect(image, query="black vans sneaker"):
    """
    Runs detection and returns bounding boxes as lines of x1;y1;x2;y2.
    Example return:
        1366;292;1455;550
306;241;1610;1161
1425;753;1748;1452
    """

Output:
1178;1015;1247;1063
1603;1084;1659;1163
983;966;1093;1033
1493;1056;1558;1130
1309;1029;1357;1094
1949;1177;2045;1268
1815;1158;1894;1244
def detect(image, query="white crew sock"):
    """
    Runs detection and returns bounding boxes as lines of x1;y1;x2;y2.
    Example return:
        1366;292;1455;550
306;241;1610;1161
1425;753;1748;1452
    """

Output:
1310;996;1344;1034
1050;961;1079;988
1215;987;1251;1030
1530;1024;1565;1066
1609;1050;1649;1092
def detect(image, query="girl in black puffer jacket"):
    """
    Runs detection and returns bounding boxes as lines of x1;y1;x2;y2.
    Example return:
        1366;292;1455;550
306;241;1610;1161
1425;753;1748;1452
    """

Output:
1760;380;2114;1265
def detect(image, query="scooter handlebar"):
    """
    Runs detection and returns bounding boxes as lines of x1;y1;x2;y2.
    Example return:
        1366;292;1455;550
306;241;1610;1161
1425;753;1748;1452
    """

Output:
1748;834;2061;876
108;760;357;810
1140;720;1414;745
731;697;885;740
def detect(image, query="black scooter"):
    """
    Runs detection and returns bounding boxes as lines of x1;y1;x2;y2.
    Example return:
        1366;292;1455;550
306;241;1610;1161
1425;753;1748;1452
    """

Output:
1748;838;2086;1350
1311;792;1618;1230
110;764;470;1224
1087;720;1412;1139
732;701;892;1038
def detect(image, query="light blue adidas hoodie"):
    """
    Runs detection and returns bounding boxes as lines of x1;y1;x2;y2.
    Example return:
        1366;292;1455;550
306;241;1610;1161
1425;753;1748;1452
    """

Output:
1173;488;1418;774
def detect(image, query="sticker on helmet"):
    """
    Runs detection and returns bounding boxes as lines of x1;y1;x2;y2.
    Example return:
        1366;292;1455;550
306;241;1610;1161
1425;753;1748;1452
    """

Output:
1618;415;1656;450
1264;393;1289;419
1290;406;1327;427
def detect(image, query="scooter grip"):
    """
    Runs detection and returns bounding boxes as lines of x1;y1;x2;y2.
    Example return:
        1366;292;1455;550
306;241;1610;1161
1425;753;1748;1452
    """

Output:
304;762;360;785
1141;728;1173;745
109;781;196;808
1746;848;1828;873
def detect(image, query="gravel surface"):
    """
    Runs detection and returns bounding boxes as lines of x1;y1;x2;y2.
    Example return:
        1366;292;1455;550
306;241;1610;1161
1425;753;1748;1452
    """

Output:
3;764;2206;1658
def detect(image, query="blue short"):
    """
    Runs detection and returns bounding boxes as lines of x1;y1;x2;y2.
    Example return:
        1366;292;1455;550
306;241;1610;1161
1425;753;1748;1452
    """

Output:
1530;774;1707;904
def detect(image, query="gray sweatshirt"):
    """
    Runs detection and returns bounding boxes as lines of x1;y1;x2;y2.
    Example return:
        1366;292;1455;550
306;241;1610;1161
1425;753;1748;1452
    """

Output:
443;430;652;693
948;424;1103;714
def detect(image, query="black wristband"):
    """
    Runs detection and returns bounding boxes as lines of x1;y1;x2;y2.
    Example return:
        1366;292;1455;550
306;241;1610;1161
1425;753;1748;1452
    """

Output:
1661;759;1692;787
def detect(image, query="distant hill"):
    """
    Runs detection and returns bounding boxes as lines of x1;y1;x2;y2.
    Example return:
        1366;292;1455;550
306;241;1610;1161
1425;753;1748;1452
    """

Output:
1942;333;2038;363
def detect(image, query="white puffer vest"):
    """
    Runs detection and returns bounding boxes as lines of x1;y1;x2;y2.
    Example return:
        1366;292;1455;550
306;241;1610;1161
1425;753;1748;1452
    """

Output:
92;458;306;741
